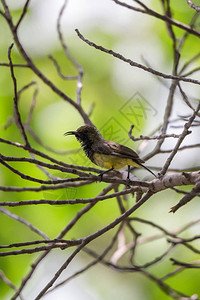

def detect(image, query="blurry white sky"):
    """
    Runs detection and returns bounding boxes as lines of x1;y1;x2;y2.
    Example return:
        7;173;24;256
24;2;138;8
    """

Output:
9;0;140;55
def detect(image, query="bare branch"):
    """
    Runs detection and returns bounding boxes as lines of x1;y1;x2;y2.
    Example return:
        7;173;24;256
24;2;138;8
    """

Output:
129;126;183;141
35;191;154;299
15;0;30;31
170;181;200;213
0;270;24;300
186;0;200;12
45;224;123;295
75;29;200;86
159;102;200;175
56;0;84;105
48;55;78;80
112;0;200;38
8;44;30;147
0;207;49;239
1;1;91;125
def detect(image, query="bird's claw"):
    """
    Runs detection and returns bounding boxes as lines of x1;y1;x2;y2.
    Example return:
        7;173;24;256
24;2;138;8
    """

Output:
126;178;131;188
97;174;103;183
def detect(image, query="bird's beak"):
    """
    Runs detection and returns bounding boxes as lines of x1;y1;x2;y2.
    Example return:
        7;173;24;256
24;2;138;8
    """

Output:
64;131;77;136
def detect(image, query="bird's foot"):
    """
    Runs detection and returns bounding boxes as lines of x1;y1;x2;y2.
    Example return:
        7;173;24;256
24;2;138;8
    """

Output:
126;177;131;188
126;165;131;188
97;173;103;183
97;168;114;183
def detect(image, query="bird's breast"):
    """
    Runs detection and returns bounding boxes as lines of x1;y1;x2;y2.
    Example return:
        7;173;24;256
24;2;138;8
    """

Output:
93;153;140;169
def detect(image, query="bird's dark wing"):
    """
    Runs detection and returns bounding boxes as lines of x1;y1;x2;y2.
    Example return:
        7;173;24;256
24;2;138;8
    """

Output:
92;141;113;155
93;140;144;163
107;141;144;163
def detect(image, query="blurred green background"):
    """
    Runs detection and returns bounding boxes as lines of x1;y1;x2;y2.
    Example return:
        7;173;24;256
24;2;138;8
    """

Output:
0;0;200;299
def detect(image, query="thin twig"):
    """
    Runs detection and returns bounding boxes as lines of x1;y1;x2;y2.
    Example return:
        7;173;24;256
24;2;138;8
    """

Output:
160;102;200;175
15;0;30;31
186;0;200;12
0;270;25;300
34;191;154;299
57;0;84;105
75;29;200;86
112;0;200;38
8;43;30;147
0;207;49;239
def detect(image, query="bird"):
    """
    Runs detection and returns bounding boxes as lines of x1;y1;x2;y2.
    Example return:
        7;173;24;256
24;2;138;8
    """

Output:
65;125;156;181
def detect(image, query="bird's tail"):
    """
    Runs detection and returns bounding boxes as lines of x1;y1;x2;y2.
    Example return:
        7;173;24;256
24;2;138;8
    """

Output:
137;162;157;178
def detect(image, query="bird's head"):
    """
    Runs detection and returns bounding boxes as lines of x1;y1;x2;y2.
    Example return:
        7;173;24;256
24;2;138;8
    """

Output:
65;125;103;145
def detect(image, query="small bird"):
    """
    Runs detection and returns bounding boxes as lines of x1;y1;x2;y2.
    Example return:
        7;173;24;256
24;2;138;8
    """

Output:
65;125;156;180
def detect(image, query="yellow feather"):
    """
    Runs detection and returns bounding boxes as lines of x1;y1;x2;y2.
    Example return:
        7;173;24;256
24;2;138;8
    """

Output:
93;153;140;170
